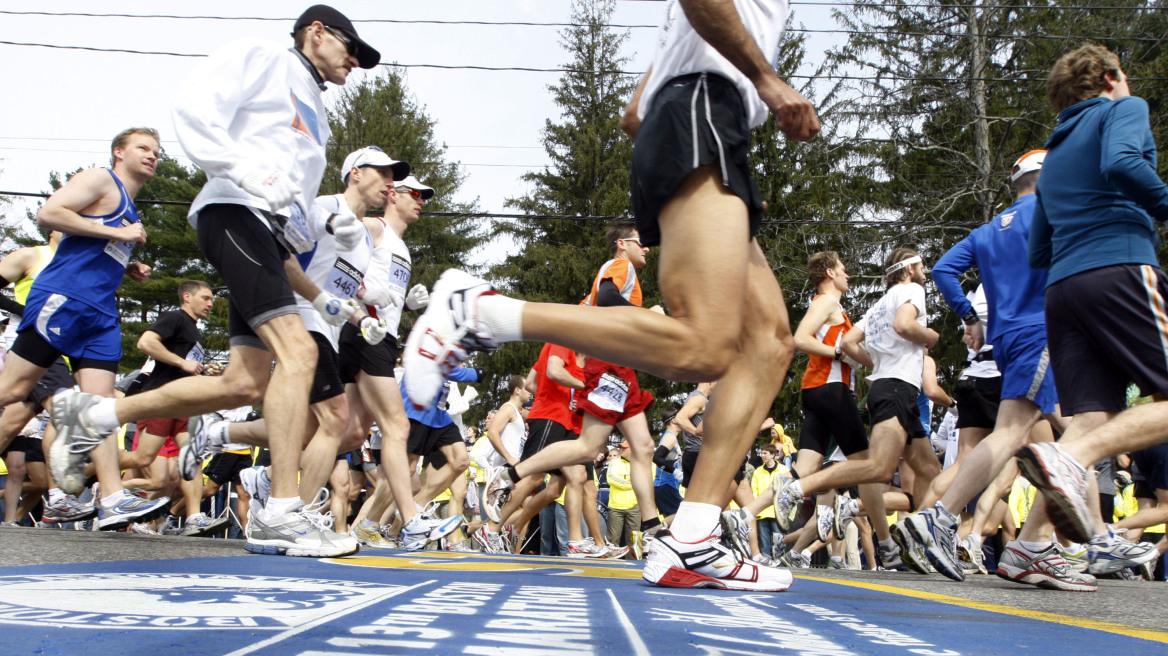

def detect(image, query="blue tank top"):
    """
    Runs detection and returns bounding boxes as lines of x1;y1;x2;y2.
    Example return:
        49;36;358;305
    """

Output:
31;169;139;316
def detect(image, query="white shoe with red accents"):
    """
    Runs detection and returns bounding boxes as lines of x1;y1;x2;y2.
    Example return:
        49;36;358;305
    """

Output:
642;528;794;591
402;269;499;411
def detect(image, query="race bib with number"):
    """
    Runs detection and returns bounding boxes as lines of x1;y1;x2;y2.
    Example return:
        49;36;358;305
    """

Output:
389;253;411;294
185;342;205;364
103;218;135;267
588;373;629;412
325;257;364;299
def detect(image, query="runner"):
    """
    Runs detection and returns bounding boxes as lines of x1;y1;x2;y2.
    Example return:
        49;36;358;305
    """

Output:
1016;44;1168;574
51;6;381;556
0;127;169;531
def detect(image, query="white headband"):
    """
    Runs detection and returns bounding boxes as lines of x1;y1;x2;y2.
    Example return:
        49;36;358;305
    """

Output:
885;255;922;276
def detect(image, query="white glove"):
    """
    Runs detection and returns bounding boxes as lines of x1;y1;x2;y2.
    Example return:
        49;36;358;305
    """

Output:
331;208;365;250
361;286;402;309
312;292;358;327
405;284;429;310
360;316;388;345
238;166;297;212
841;353;863;370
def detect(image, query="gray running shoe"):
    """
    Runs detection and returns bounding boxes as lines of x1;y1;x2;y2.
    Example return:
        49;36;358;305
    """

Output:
472;525;508;554
567;537;608;559
752;553;780;568
179;412;226;481
97;494;170;531
129;523;160;535
49;390;109;495
1055;542;1089;573
42;493;97;523
890;520;930;575
782;550;811;568
244;507;359;557
878;541;901;567
904;508;964;582
771;476;800;532
815;504;835;544
1016;442;1093;543
833;495;856;539
719;508;753;557
159;515;183;536
401;514;460;551
996;540;1097;592
958;535;989;575
1087;532;1160;575
180;512;230;537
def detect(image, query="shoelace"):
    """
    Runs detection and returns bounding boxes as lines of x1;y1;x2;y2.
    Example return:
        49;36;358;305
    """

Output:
301;488;335;531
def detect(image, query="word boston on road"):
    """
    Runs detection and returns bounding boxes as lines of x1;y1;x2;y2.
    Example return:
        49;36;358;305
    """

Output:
2;552;1164;655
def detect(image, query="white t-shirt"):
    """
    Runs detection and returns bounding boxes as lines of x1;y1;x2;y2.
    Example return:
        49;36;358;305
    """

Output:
961;285;999;379
638;0;789;128
175;39;330;229
294;194;373;349
364;224;412;338
862;282;927;388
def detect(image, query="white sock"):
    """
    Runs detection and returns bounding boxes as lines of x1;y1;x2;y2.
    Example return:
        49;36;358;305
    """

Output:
670;501;722;542
49;488;65;503
101;489;128;508
264;496;303;518
969;533;983;548
88;398;121;434
879;537;895;549
1018;540;1049;553
477;294;526;343
831;555;844;565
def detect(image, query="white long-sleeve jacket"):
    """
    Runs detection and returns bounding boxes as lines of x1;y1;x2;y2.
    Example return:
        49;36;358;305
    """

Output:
173;38;331;227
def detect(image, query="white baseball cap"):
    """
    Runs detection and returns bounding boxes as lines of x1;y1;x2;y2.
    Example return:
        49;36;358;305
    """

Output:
341;146;409;184
1011;150;1046;182
396;175;435;200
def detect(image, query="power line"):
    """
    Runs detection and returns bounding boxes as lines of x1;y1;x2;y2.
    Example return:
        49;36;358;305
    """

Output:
0;190;981;227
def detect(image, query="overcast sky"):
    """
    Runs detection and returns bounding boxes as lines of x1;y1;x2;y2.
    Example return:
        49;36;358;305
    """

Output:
0;0;838;247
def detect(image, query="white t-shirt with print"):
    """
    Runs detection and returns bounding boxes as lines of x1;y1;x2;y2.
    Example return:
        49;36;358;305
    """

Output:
862;282;927;388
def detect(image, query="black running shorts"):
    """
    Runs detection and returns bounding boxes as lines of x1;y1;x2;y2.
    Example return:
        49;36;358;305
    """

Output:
203;451;253;486
338;322;399;384
952;375;1002;430
308;332;345;405
630;72;764;247
196;204;298;349
800;382;869;456
407;419;462;468
866;378;927;442
1045;264;1168;414
26;357;74;408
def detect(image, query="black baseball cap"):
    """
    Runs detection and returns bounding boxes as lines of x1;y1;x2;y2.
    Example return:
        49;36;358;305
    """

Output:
293;5;380;70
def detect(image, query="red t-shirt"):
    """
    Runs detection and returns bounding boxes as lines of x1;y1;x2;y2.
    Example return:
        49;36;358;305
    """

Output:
528;342;582;431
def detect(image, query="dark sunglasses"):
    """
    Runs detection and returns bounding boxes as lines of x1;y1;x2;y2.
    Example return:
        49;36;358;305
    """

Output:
322;25;359;59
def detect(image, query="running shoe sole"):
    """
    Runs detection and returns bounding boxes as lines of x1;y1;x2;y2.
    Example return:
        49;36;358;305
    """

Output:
890;521;930;575
244;540;360;557
1016;445;1093;544
180;516;231;537
995;564;1097;592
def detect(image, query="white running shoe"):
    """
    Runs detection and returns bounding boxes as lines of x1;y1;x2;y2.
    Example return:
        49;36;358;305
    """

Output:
239;466;271;508
771;476;800;532
401;514;461;551
890;519;930;575
815;504;835;544
567;537;608;559
49;391;109;495
402;269;499;410
958;535;989;575
42;493;97;523
472;525;508;554
483;466;514;523
245;507;359;557
350;520;397;549
97;494;170;531
643;529;793;591
179;412;227;481
1087;531;1160;575
603;541;630;559
903;507;964;582
833;495;856;539
1016;442;1093;543
180;512;230;537
996;540;1097;592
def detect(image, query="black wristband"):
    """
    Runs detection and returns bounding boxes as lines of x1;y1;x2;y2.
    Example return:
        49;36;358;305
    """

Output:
834;344;843;361
325;214;337;235
962;309;980;326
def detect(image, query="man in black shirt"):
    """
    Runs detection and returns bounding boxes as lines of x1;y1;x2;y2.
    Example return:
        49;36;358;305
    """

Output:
119;280;223;535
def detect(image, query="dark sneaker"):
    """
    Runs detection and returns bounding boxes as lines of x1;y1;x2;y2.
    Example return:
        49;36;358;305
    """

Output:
643;529;794;591
996;540;1097;592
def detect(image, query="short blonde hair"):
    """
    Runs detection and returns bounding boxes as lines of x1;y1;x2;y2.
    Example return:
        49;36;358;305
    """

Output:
1047;44;1122;113
110;127;160;166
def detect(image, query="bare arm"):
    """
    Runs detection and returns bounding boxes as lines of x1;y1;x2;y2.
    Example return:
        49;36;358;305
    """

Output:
893;302;939;348
524;367;538;395
546;355;584;390
674;393;707;436
0;247;40;285
621;69;651;139
839;323;874;369
921;355;952;407
137;330;202;375
38;169;146;243
793;294;839;358
678;0;819;141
